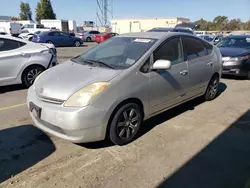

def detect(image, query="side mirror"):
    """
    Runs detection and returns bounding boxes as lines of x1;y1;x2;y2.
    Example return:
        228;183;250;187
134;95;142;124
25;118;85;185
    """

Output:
152;60;171;70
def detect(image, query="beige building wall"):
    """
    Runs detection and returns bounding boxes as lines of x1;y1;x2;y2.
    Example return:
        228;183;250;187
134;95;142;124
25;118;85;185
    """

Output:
111;17;190;34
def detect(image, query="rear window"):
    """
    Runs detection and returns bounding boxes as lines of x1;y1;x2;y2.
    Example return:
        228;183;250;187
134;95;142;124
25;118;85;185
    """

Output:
203;41;213;54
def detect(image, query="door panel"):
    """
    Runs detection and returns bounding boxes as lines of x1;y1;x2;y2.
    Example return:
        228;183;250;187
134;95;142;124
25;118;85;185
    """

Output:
149;62;189;114
182;36;213;97
0;51;29;83
149;36;189;114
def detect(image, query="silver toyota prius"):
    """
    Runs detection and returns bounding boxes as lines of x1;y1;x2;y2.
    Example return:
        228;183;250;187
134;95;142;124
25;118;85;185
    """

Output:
27;32;222;145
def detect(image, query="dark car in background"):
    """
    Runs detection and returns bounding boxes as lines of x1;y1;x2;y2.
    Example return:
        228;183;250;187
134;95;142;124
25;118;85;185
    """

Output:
200;35;224;45
94;32;118;43
32;31;83;47
148;27;195;35
217;35;250;79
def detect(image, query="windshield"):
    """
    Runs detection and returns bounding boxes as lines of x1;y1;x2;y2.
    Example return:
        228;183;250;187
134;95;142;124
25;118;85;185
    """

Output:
217;37;250;49
75;37;157;69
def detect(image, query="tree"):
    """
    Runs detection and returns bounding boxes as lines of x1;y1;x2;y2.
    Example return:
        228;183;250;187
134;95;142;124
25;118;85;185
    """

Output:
19;2;32;20
36;0;56;22
36;2;43;23
213;16;228;30
11;17;20;21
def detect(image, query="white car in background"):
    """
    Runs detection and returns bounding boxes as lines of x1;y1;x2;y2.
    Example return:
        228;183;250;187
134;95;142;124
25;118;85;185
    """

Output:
0;35;57;87
18;30;43;41
75;30;100;42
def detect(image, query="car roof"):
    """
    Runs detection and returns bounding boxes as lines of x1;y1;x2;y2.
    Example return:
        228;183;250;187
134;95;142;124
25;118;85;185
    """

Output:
116;32;186;39
0;34;27;42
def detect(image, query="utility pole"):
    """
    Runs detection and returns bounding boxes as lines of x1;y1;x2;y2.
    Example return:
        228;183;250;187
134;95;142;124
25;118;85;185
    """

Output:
96;0;113;27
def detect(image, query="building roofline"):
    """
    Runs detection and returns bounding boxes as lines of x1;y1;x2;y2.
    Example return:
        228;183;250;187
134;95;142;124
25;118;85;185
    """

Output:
111;17;190;21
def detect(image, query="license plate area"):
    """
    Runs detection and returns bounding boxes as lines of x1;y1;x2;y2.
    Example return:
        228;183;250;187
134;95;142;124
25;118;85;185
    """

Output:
29;102;42;119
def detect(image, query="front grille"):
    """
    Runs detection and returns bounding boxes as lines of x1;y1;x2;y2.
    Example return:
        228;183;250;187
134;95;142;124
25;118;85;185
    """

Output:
37;117;65;135
38;95;64;105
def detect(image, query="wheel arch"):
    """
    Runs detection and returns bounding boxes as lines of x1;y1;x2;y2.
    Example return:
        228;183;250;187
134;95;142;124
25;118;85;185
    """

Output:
21;64;46;82
105;97;145;139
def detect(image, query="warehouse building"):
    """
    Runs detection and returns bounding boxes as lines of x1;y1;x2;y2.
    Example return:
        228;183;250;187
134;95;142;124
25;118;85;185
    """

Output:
111;17;190;34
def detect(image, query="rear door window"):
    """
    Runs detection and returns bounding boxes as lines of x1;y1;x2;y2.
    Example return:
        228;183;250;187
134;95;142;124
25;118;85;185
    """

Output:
182;37;208;60
0;38;24;51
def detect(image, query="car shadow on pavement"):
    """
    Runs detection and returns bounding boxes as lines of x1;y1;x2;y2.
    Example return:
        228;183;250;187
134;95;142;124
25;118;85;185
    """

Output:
222;75;247;80
139;82;227;139
83;82;227;149
157;108;250;188
0;125;56;183
0;84;26;94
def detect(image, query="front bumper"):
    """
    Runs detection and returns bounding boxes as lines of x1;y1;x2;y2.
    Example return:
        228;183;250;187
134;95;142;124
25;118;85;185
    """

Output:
222;62;248;77
27;86;107;143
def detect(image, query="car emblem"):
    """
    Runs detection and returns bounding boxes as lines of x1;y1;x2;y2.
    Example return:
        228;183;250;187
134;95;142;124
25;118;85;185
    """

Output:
40;87;44;94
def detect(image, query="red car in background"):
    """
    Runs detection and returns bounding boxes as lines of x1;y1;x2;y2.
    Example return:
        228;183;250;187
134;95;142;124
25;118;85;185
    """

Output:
95;32;118;43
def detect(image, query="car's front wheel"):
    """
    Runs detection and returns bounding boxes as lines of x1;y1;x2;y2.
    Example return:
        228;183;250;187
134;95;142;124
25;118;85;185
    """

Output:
74;40;81;47
22;65;44;88
109;103;142;145
204;75;219;101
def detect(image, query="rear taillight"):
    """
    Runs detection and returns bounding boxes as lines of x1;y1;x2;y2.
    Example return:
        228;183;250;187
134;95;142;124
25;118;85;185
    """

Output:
9;28;12;33
37;36;40;41
79;34;84;36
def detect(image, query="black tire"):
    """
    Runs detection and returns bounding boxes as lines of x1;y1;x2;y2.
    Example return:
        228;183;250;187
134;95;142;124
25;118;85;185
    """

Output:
74;40;81;47
204;75;220;101
22;65;45;88
246;70;250;80
47;40;53;44
86;37;91;42
109;103;142;146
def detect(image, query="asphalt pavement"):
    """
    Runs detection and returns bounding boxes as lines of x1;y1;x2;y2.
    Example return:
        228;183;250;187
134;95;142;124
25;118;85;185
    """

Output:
1;45;250;188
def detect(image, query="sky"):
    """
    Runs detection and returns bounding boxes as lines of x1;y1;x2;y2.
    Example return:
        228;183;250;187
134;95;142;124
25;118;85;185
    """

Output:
1;0;250;25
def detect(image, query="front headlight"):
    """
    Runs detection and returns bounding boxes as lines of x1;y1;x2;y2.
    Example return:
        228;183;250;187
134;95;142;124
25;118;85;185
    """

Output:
64;82;110;107
230;55;249;61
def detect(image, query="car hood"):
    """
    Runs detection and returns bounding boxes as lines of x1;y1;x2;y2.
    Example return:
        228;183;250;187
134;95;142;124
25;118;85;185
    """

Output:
35;60;123;101
219;47;250;57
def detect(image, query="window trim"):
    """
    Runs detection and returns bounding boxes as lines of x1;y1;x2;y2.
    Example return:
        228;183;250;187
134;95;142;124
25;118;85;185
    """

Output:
181;36;209;61
153;36;185;66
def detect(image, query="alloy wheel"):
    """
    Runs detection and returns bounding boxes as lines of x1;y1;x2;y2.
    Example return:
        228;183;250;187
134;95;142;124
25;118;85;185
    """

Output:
75;41;81;47
27;69;42;85
117;108;139;140
208;78;219;98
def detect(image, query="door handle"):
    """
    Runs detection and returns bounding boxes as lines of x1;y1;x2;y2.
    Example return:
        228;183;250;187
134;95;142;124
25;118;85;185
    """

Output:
207;62;213;66
180;70;188;76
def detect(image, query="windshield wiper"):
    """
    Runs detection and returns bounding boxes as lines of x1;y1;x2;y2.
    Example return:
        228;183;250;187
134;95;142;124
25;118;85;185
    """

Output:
83;59;115;69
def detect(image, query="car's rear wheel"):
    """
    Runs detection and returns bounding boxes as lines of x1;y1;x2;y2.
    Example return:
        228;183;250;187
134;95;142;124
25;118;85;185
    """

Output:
22;65;44;88
109;103;142;145
246;70;250;80
74;40;81;47
204;75;219;101
86;37;91;42
46;40;53;44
